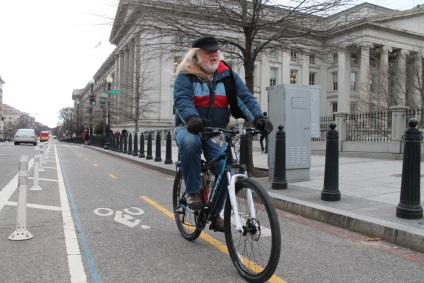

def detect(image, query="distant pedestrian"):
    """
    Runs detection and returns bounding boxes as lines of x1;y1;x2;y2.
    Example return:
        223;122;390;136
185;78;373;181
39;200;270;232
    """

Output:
83;128;88;145
259;112;268;153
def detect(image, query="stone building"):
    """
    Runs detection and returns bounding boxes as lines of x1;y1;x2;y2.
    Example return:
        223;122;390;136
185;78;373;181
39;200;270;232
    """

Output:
74;1;424;134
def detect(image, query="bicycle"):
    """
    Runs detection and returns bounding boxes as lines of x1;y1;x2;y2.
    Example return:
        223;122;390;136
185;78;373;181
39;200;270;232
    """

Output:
172;127;281;282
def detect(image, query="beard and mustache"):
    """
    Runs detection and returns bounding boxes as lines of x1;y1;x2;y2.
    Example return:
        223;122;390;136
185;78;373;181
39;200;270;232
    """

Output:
197;54;219;74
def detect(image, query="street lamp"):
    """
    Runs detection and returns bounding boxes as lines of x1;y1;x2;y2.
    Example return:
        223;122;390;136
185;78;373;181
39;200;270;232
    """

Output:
89;78;95;141
104;74;113;149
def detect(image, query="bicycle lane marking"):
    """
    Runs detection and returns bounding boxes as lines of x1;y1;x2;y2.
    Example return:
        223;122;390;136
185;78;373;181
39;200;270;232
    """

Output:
55;144;94;283
140;196;287;283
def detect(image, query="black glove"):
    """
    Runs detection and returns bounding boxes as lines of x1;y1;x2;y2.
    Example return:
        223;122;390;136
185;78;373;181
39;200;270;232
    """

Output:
187;117;207;134
254;117;273;136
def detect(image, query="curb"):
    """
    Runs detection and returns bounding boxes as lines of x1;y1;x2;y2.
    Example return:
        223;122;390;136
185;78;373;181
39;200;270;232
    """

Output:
267;192;424;253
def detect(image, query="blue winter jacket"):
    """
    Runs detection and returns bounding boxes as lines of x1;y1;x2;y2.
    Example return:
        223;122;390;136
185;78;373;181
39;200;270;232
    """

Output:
174;61;264;128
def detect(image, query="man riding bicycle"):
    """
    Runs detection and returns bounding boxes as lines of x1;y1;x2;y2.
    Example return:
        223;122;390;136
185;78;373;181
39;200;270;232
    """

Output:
174;35;273;232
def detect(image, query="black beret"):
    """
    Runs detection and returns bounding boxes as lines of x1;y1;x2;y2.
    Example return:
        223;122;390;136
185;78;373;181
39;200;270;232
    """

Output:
192;35;220;51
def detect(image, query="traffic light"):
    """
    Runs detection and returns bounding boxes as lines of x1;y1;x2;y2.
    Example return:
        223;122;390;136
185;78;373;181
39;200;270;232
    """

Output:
89;95;96;106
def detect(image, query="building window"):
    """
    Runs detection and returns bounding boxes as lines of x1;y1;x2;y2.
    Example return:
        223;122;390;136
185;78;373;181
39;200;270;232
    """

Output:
350;72;357;91
332;102;338;113
290;51;297;62
309;72;316;85
290;70;297;84
332;72;338;91
270;67;277;86
333;53;338;64
351;53;358;64
309;54;315;65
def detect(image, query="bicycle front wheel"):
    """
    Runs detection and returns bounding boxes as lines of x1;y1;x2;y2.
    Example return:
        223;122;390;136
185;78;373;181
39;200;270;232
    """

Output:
224;178;281;282
172;168;202;241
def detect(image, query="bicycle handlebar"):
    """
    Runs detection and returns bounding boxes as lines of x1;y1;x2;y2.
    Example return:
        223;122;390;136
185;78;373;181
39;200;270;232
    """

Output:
200;126;260;139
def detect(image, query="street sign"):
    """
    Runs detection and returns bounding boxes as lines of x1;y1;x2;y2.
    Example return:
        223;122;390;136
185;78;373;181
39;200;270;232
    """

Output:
110;89;121;96
99;93;108;98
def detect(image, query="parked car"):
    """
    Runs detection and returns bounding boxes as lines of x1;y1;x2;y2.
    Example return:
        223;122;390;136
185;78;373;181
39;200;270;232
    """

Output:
14;129;37;145
40;131;50;142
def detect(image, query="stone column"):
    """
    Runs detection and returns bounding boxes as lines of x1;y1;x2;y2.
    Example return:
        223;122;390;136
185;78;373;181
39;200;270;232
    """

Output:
117;50;125;122
390;106;410;141
128;40;135;114
358;42;373;111
282;51;290;84
396;49;410;105
123;45;130;118
337;50;351;113
379;46;392;108
301;54;309;85
413;52;423;107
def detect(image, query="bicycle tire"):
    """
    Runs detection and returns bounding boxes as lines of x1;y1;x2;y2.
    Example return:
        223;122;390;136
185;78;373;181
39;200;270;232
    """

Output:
172;168;202;241
224;178;281;282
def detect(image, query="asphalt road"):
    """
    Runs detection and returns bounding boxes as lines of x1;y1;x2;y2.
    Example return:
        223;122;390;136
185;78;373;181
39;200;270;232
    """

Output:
1;141;424;283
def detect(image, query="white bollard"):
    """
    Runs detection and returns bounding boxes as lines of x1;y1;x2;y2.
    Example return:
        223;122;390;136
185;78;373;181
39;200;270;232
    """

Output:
9;156;34;240
39;147;45;172
43;144;48;164
30;154;42;191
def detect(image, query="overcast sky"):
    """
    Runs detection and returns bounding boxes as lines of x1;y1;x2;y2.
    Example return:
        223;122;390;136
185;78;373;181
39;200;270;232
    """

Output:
0;0;422;128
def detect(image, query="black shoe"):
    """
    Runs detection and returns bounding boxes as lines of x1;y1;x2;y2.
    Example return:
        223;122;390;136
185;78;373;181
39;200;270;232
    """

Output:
186;193;202;209
209;215;224;232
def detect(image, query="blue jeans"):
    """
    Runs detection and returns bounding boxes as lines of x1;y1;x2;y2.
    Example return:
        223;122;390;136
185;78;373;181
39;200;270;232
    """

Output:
175;125;228;216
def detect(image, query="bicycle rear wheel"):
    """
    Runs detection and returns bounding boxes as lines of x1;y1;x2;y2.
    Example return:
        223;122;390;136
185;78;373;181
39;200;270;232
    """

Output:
224;178;281;282
172;168;202;241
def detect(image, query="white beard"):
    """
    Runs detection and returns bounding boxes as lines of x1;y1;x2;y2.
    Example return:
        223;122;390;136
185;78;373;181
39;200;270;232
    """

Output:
198;56;219;74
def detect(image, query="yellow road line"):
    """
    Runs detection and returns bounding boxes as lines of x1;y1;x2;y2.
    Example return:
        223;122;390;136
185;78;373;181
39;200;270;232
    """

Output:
109;174;117;179
93;164;99;167
140;196;286;283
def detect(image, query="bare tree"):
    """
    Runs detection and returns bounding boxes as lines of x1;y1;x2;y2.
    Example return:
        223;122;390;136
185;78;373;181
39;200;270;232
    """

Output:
58;107;76;138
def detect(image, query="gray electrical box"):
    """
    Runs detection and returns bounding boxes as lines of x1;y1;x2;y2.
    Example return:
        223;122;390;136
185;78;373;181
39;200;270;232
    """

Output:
267;84;320;182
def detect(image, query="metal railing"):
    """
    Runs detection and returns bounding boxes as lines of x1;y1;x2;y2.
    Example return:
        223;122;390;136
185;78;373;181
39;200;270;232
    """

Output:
313;108;423;142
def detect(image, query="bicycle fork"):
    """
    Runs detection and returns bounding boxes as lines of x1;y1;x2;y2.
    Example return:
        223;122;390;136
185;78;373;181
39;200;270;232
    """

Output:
227;172;257;233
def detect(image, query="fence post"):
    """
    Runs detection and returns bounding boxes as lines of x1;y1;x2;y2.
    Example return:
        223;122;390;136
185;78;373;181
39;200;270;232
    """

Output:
396;118;423;219
146;131;153;160
154;131;162;162
9;156;33;240
139;132;145;158
321;123;341;201
123;135;128;154
119;135;123;152
133;132;139;156
164;130;173;164
272;125;287;189
127;133;133;155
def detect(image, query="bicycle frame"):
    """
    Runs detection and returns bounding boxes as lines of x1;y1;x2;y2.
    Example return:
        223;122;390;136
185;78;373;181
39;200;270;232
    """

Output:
198;127;258;233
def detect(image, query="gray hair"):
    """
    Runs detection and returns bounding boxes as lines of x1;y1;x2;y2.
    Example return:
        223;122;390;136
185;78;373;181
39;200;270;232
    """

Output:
175;48;225;75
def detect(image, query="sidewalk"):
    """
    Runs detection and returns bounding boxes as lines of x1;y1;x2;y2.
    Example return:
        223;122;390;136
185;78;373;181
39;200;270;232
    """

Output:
84;142;424;253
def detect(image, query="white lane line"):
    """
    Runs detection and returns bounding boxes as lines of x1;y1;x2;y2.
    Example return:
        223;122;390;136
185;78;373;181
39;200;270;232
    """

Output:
5;201;62;211
54;144;87;283
0;158;34;212
28;177;59;182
